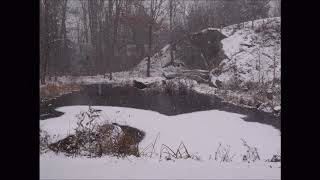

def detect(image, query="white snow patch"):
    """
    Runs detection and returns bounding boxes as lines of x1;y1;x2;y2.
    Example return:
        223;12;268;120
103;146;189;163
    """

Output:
41;151;280;179
40;106;280;179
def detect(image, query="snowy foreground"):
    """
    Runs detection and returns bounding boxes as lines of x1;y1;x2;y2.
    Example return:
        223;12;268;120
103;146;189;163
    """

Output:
40;106;280;179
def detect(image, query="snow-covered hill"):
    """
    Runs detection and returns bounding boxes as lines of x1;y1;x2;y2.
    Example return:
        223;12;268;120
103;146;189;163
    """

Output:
131;17;280;86
213;17;281;113
216;17;280;87
129;17;281;113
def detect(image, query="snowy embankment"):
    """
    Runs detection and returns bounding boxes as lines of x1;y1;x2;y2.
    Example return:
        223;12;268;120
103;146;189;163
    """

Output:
41;152;279;179
40;106;280;179
217;17;281;85
207;17;281;113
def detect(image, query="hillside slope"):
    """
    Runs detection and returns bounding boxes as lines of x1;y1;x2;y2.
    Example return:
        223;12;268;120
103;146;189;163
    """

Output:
131;17;281;113
214;17;281;113
216;17;280;86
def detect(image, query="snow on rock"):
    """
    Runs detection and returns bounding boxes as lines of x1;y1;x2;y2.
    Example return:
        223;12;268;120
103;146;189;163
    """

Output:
132;44;186;78
273;106;281;112
40;106;280;179
217;17;281;86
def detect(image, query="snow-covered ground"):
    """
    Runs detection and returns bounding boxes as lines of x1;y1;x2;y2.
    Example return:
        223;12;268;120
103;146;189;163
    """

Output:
41;152;280;179
40;106;280;179
218;17;281;85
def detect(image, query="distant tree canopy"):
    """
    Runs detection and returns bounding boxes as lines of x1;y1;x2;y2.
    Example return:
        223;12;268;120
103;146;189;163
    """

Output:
184;0;270;32
40;0;274;84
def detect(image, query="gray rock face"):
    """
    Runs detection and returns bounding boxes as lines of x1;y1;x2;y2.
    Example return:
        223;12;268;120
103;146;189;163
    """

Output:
175;29;228;69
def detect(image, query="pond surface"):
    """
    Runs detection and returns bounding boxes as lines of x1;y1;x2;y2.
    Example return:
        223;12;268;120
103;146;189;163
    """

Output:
40;84;280;130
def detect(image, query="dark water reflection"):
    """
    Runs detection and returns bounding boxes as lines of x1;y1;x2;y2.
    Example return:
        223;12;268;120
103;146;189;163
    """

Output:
40;84;280;130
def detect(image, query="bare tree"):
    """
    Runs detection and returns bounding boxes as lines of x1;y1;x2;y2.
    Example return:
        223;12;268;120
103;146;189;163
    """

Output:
169;0;174;64
40;0;276;80
243;0;270;29
274;0;281;17
88;0;99;73
60;0;69;75
40;0;66;84
80;0;89;44
147;0;165;77
40;0;50;84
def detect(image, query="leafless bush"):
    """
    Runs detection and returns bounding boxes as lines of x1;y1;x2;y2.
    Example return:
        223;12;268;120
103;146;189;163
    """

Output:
140;133;160;158
160;141;191;161
163;80;176;95
214;143;236;163
223;73;242;91
241;139;260;163
266;152;281;162
177;79;194;95
40;129;51;154
190;153;201;161
243;81;259;91
254;24;266;33
163;80;194;96
47;106;143;158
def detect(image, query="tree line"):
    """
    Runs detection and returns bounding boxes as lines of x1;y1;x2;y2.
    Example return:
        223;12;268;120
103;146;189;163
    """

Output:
40;0;279;84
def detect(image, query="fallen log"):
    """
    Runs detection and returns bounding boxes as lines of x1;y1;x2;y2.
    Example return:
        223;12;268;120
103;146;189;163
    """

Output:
182;69;210;74
162;72;181;79
163;72;209;84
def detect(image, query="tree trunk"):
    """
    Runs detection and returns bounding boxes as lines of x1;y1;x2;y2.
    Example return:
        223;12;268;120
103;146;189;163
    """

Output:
273;52;276;86
81;0;89;43
88;0;99;74
147;24;152;77
41;0;51;85
107;0;113;79
169;0;174;64
112;1;121;57
109;0;121;77
61;0;68;74
258;49;261;84
200;52;209;69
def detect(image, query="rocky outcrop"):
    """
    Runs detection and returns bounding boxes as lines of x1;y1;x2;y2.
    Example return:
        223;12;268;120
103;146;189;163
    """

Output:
189;28;228;69
174;29;228;70
133;80;148;89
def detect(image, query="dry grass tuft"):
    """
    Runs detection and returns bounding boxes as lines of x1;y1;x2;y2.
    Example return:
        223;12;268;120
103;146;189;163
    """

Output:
43;106;144;158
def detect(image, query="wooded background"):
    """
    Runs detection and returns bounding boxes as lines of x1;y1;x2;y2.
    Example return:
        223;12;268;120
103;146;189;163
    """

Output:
40;0;280;84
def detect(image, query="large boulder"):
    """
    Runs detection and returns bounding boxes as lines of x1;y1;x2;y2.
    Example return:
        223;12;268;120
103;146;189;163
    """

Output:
175;28;228;69
133;80;148;89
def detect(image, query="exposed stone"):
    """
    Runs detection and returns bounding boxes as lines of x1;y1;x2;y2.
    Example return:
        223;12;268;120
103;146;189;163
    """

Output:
133;80;148;89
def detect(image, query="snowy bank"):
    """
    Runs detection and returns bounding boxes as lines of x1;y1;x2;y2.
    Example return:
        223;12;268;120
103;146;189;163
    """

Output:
40;106;280;179
41;151;280;179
